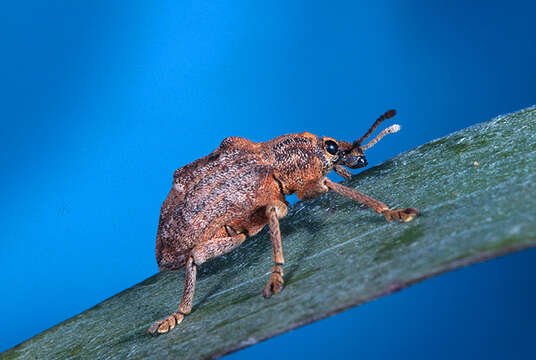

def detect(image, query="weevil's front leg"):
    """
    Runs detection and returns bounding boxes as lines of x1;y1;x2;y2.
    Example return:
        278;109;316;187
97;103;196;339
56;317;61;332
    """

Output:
334;165;352;179
295;178;330;200
148;233;246;335
262;201;288;298
324;178;419;222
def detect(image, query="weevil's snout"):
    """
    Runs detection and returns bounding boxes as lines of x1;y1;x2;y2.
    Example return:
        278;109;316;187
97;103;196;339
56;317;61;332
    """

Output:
335;143;368;169
341;153;368;169
355;155;367;168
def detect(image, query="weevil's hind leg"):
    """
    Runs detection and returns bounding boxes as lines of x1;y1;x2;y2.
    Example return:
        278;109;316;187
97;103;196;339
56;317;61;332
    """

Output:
324;178;419;222
148;233;247;336
148;255;196;335
262;201;287;298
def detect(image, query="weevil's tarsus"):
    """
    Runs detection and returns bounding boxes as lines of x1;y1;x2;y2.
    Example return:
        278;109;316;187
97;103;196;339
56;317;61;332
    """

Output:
263;264;284;298
382;207;419;222
147;311;184;335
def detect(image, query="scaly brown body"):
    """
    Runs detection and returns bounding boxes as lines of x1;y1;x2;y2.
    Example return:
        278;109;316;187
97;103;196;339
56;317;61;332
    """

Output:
148;110;419;335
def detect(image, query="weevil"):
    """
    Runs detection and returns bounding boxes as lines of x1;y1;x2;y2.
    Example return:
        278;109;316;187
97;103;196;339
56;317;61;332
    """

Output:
148;109;419;335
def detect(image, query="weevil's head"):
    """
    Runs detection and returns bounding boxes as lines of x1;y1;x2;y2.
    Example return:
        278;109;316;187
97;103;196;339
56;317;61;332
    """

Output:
267;110;400;195
322;137;368;169
322;109;401;170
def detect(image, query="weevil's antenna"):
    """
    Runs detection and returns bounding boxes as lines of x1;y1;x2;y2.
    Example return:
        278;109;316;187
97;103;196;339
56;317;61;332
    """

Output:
361;124;401;151
354;109;397;148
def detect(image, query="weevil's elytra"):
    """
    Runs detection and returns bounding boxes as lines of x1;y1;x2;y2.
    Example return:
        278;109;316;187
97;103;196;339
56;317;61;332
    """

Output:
148;109;419;335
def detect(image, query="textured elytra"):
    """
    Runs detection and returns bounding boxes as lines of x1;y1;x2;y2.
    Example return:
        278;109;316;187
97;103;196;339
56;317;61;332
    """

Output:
2;106;535;360
156;134;324;270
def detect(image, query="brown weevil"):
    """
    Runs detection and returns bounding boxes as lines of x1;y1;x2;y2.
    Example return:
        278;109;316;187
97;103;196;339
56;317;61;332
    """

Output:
148;109;419;335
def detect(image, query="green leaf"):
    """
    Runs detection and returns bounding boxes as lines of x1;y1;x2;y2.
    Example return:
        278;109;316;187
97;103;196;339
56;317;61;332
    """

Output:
2;106;535;360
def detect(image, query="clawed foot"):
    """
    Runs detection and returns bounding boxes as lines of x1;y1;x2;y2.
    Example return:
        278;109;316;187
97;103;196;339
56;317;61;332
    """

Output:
382;208;419;222
262;266;284;298
147;312;184;336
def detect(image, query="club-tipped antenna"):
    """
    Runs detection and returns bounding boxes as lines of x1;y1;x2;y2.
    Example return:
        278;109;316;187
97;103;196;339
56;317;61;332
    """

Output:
354;109;397;148
361;124;401;151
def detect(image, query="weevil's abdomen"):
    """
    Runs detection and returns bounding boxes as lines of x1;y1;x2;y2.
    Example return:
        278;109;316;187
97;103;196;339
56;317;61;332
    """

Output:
155;137;275;270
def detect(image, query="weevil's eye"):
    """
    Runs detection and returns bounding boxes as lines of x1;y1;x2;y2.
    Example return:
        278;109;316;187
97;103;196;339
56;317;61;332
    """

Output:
325;140;339;155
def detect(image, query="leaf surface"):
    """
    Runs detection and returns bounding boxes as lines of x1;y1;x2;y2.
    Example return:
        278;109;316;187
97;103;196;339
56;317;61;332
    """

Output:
2;107;535;360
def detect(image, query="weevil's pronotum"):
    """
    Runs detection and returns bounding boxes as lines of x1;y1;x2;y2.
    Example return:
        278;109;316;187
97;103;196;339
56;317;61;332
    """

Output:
148;109;419;335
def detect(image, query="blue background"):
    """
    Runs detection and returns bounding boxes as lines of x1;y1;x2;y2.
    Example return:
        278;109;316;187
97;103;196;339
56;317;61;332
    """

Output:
1;1;535;358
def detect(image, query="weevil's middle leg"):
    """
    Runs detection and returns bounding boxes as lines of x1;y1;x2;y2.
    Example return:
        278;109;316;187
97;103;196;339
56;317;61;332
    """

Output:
262;201;287;298
324;178;419;222
148;233;246;336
